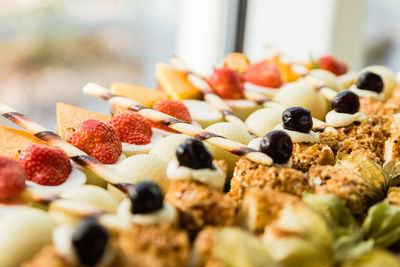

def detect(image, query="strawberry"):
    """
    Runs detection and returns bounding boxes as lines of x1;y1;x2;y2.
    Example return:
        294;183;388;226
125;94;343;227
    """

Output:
108;111;152;145
67;119;122;164
0;156;26;201
17;144;71;186
317;55;348;76
243;61;282;88
206;66;244;99
151;99;192;133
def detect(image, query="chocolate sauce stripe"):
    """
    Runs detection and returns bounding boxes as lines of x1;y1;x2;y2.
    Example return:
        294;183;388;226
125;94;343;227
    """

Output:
162;118;185;126
70;155;100;167
195;132;223;141
232;146;257;156
221;110;235;116
2;111;28;123
129;105;151;112
34;131;62;142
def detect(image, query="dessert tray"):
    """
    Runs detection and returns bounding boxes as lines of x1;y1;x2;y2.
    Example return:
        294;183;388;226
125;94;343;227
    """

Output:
1;53;400;267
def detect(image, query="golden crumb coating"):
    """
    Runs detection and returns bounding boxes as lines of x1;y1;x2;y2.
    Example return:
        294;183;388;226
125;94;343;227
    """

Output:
360;97;400;117
21;246;69;267
165;180;235;233
229;158;312;206
384;132;400;162
118;224;189;267
237;187;301;233
191;227;219;267
291;143;335;172
319;120;390;164
310;165;374;219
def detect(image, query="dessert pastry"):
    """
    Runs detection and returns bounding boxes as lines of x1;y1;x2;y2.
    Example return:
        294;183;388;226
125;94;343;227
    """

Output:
270;106;334;172
230;130;311;206
320;90;389;164
23;218;116;267
165;138;235;233
116;181;189;267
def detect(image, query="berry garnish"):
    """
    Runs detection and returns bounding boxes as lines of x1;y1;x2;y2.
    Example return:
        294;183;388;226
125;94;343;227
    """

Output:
331;90;360;114
129;181;164;214
108;111;152;145
206;66;244;99
282;107;313;133
72;219;109;266
260;130;293;164
150;99;192;133
17;144;71;186
243;61;282;88
356;71;383;93
317;55;348;76
0;156;26;201
176;138;214;170
67;119;122;164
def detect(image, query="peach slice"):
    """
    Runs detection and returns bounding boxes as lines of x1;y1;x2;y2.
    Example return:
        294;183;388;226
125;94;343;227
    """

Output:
222;52;249;74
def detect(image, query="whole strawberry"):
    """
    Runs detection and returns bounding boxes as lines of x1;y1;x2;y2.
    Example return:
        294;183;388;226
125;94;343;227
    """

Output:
0;156;26;201
18;144;72;186
243;61;282;88
151;99;192;133
317;55;348;76
108;111;152;145
206;66;244;99
67;119;122;164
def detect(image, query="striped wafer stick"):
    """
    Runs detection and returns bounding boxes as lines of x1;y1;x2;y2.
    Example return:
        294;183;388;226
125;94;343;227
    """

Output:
243;90;328;131
83;83;273;166
0;103;134;194
170;56;258;137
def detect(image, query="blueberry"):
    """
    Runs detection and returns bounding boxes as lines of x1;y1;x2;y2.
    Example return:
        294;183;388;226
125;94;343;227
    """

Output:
129;181;163;214
72;219;109;266
176;138;214;169
260;130;293;164
331;90;360;114
282;107;313;133
356;71;383;93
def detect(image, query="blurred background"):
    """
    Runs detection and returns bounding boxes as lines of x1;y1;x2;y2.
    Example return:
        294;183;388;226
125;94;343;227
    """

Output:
0;0;399;128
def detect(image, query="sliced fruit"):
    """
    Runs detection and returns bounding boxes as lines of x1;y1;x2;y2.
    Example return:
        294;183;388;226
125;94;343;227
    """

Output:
150;99;192;133
308;69;342;91
0;126;47;159
156;62;202;100
149;134;191;163
110;82;168;107
205;122;253;178
206;66;245;99
56;102;110;138
224;99;261;121
245;107;286;137
182;100;224;128
0;156;26;201
274;80;328;120
222;52;249;74
0;208;54;267
271;56;301;83
49;185;118;224
243;61;282;88
317;55;348;76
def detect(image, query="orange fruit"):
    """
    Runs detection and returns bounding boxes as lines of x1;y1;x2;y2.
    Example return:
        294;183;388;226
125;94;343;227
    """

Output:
0;126;47;158
56;102;110;138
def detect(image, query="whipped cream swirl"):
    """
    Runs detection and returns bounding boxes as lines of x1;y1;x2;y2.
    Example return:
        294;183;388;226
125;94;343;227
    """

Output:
274;124;319;144
350;85;384;100
325;110;367;128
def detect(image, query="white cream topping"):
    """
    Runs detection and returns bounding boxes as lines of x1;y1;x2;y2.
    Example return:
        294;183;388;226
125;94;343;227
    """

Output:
325;110;367;128
247;137;293;167
25;168;86;194
166;159;226;191
53;225;114;267
117;198;177;226
274;124;319;144
350;85;384;100
121;133;163;152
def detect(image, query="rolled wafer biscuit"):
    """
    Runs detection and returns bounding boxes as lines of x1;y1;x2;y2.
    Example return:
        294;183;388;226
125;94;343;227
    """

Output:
0;103;134;194
83;83;273;166
170;57;258;137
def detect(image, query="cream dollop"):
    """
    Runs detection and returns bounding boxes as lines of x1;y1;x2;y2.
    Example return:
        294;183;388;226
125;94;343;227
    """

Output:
166;159;226;191
274;124;319;144
117;198;177;226
247;137;293;167
53;225;113;267
26;168;86;194
122;133;163;152
325;110;367;128
350;86;384;100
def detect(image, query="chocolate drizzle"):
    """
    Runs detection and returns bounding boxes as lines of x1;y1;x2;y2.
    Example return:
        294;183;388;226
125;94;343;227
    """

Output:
2;111;27;124
34;131;61;142
232;146;256;156
129;105;151;112
101;92;115;100
195;132;223;141
70;155;99;167
162;118;184;126
221;110;234;116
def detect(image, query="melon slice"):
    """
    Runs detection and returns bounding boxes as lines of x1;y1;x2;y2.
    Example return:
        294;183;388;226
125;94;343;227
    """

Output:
56;102;110;138
110;82;168;107
0;126;47;158
156;62;202;100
